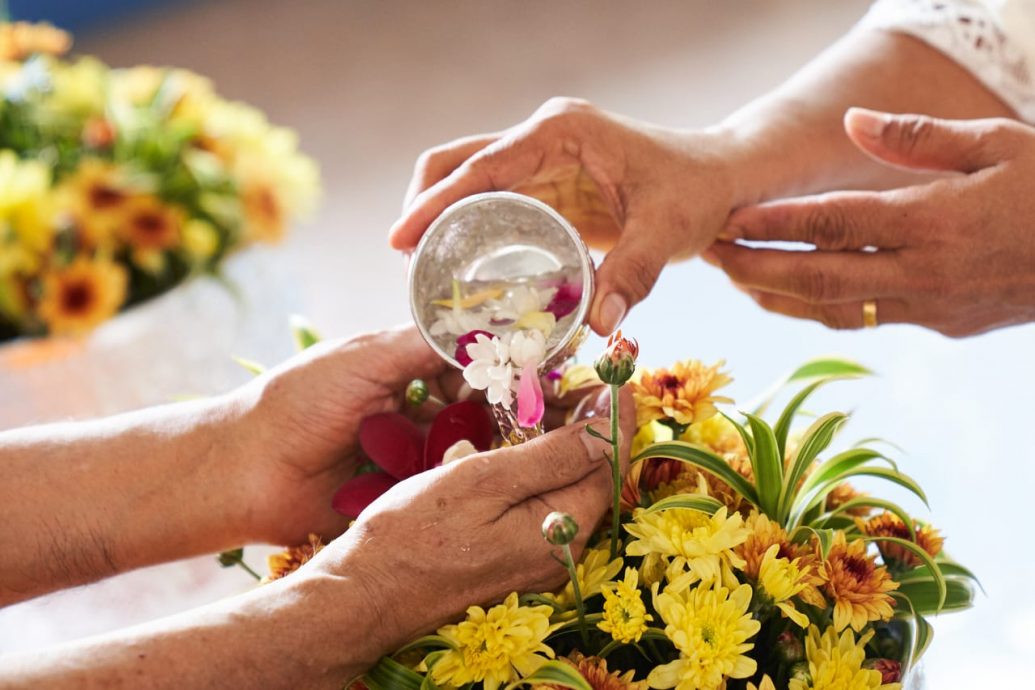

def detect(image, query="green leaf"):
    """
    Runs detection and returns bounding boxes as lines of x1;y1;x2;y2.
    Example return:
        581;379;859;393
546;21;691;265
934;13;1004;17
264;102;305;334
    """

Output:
751;357;872;415
791;526;837;559
895;578;976;615
584;424;612;444
289;314;322;350
643;494;723;516
799;448;895;498
504;661;592;690
892;593;935;665
898;559;984;593
742;412;783;517
818;497;916;537
721;412;755;457
792;461;919;529
778;412;848;523
231;355;265;376
393;635;456;656
774;379;852;456
363;656;423;690
634;441;759;507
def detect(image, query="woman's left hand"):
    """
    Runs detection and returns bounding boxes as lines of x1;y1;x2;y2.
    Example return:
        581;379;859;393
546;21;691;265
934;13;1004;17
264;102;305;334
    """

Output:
704;108;1035;337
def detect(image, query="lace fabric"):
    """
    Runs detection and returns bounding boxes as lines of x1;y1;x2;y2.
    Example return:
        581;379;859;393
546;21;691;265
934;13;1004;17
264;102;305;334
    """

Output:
861;0;1035;122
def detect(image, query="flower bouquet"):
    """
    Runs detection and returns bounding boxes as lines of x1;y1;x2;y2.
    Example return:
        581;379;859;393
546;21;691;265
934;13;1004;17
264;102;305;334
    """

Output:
247;322;977;690
0;21;319;341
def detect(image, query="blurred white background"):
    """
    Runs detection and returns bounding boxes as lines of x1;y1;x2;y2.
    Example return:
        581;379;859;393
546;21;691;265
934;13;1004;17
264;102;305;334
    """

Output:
1;1;1033;686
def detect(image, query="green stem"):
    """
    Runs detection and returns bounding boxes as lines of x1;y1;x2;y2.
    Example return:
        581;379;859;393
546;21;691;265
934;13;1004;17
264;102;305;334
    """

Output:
232;554;262;581
609;383;622;560
562;543;590;647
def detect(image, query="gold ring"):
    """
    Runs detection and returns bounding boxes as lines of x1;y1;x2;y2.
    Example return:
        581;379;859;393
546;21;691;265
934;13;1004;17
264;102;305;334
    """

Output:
862;300;878;329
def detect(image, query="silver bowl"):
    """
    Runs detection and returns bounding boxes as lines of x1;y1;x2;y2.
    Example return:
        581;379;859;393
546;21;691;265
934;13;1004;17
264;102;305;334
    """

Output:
408;191;594;371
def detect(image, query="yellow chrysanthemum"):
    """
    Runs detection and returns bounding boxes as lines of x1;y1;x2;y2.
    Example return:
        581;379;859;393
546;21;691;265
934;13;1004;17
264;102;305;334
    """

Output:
749;675;777;690
535;652;647;690
821;533;898;632
49;56;108;115
757;544;812;628
631;360;733;427
625;506;748;585
599;568;653;643
118;195;185;251
430;592;559;690
557;363;601;398
790;625;901;690
681;414;746;458
542;546;622;609
738;512;825;607
648;583;760;690
263;533;324;583
855;512;944;568
57;159;141;247
0;150;53;259
36;255;127;335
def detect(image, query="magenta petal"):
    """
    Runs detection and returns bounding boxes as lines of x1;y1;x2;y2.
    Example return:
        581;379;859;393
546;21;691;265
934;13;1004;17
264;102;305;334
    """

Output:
331;472;399;517
455;329;495;366
517;362;545;428
546;283;582;319
358;412;425;480
424;400;494;470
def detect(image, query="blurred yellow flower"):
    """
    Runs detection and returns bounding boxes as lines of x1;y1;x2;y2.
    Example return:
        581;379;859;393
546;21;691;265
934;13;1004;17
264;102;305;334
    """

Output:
790;626;901;690
542;546;622;609
632;360;733;427
119;195;185;251
430;592;559;690
49;56;108;115
757;544;811;628
599;567;653;643
37;255;127;335
625;506;748;586
821;533;898;632
181;218;221;261
0;150;53;257
58;159;139;247
648;583;760;690
557;363;601;398
0;22;71;61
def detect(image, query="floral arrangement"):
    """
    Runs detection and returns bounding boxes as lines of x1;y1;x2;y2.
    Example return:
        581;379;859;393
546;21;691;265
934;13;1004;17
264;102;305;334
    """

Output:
236;322;977;690
0;21;319;341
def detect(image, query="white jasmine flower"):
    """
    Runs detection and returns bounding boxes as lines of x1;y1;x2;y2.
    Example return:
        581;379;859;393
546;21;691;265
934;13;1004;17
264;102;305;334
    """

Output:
429;308;492;337
508;329;547;369
462;333;514;406
489;285;554;321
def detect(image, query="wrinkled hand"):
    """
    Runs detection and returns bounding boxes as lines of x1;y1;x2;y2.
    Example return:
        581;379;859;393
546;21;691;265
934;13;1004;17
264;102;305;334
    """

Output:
706;108;1035;336
390;97;737;335
232;328;452;545
308;386;634;655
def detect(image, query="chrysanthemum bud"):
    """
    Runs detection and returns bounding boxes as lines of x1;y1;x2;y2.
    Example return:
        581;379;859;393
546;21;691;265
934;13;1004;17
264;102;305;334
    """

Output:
541;511;579;546
405;379;430;406
863;659;902;684
776;630;805;664
788;662;811;685
289;314;322;350
594;330;638;385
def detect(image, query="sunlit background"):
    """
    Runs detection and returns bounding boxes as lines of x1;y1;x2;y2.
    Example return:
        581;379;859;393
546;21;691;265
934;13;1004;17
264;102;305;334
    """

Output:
1;1;1033;686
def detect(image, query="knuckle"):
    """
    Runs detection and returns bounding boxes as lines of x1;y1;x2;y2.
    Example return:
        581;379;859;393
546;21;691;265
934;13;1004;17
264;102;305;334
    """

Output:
804;204;851;249
614;250;659;301
817;306;856;331
796;265;840;302
888;115;936;156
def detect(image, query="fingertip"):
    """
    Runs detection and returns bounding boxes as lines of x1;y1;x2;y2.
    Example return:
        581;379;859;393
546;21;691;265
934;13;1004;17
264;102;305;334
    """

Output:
591;291;627;336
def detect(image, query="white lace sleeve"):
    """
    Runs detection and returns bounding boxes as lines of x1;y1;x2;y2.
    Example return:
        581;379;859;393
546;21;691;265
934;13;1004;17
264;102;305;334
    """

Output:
860;0;1035;122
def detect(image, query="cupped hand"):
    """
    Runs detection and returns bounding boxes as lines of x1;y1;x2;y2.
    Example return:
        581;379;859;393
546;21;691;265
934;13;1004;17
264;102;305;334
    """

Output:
390;97;738;335
309;386;635;655
232;327;451;545
705;108;1035;336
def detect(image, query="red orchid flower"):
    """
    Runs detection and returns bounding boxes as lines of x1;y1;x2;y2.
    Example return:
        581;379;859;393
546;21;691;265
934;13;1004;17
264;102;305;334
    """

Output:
546;282;582;319
331;400;494;518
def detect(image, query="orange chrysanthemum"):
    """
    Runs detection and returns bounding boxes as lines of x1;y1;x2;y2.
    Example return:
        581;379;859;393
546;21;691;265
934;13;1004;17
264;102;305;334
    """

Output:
825;481;871;517
36;256;127;336
737;512;826;607
264;533;324;582
820;532;898;632
242;181;286;243
632;359;733;427
535;653;647;690
654;455;754;515
0;22;71;61
856;512;944;568
119;195;185;251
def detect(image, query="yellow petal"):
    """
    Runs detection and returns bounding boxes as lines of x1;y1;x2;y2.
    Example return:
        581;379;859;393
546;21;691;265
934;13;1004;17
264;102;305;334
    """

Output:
431;287;503;309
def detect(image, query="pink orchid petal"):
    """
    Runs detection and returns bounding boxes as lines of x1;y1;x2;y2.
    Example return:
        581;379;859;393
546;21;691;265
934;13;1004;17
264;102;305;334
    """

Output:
455;329;496;366
517;362;545;428
358;412;425;480
331;471;399;517
424;400;494;470
546;283;582;319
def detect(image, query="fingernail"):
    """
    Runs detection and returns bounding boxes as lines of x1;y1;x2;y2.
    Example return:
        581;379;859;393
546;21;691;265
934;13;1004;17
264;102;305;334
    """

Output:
716;225;742;242
846;107;887;140
598;293;627;333
700;247;721;267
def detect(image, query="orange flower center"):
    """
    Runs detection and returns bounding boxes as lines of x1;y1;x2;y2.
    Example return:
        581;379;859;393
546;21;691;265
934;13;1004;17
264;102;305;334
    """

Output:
89;183;125;210
660;375;681;390
842;555;871;580
60;279;96;315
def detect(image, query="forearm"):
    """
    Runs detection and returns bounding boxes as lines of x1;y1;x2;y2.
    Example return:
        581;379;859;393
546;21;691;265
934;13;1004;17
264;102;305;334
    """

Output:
0;394;256;605
716;28;1017;205
0;571;380;689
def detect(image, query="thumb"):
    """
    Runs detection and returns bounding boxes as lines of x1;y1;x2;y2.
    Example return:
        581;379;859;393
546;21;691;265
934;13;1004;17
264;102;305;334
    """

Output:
469;386;635;499
361;325;446;388
590;218;669;336
844;107;1008;173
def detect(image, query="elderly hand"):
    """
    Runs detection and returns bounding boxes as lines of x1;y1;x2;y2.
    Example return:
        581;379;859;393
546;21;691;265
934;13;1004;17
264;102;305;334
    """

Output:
304;385;635;655
705;108;1035;336
389;97;740;335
